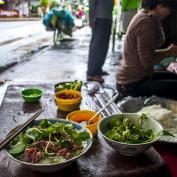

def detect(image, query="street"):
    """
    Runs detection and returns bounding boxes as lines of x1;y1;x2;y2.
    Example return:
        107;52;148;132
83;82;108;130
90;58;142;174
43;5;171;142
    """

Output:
0;21;122;105
0;21;46;44
0;20;52;71
0;26;119;83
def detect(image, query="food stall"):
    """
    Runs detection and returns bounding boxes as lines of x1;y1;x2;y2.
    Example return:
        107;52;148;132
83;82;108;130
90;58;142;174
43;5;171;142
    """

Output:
0;82;176;177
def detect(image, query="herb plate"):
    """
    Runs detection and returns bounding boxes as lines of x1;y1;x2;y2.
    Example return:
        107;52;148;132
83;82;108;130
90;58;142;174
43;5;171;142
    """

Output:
98;113;163;156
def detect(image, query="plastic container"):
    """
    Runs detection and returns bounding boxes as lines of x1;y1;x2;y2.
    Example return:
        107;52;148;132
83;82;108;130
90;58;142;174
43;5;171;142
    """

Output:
21;88;42;103
54;80;82;92
67;110;101;135
54;90;82;112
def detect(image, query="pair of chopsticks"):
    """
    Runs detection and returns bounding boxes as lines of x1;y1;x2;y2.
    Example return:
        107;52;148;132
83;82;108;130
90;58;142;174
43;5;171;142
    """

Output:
87;93;119;125
0;108;44;151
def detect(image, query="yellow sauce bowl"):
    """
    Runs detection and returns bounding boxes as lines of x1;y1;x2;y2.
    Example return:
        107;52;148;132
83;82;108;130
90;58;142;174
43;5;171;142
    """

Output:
54;90;82;112
67;110;101;135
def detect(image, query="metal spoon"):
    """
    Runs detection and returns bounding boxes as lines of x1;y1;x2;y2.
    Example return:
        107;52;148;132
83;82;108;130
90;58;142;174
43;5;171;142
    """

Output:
87;93;119;125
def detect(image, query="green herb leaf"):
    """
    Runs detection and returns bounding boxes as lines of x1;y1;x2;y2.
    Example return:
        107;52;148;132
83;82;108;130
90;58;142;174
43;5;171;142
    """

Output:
161;130;176;138
78;132;91;141
106;113;155;144
9;141;26;155
39;119;50;128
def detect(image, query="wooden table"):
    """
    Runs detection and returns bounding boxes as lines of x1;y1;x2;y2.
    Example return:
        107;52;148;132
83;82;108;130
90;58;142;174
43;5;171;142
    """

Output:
0;83;171;177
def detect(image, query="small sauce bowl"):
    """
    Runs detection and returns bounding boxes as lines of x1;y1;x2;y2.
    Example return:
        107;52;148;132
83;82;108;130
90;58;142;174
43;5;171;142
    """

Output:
21;88;42;103
67;110;101;135
54;90;82;112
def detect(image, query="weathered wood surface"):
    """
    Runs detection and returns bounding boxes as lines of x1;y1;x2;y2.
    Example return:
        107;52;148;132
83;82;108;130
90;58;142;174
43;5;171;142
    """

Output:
0;83;171;177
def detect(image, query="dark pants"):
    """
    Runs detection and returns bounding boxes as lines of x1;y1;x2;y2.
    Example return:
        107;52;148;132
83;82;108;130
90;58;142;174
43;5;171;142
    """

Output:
87;18;112;76
117;71;177;100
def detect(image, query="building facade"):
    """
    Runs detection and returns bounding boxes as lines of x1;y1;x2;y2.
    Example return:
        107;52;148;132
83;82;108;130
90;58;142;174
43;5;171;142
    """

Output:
0;0;39;17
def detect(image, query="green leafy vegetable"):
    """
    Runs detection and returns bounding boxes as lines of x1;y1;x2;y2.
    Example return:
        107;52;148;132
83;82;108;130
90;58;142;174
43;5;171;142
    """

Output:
7;120;91;164
78;132;91;141
39;119;51;128
106;114;155;144
9;141;26;155
159;130;176;138
55;80;82;91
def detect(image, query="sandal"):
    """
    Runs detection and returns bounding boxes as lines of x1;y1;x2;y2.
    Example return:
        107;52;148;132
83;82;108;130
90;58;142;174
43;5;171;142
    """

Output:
87;75;104;83
0;80;5;86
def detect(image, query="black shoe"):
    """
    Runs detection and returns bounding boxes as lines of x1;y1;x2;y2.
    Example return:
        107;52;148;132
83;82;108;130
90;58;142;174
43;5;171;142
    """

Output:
87;75;104;83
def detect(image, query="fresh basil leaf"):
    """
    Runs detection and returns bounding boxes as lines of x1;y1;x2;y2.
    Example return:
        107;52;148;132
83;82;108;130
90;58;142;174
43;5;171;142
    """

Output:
78;132;90;141
9;141;26;155
161;130;176;138
39;119;50;128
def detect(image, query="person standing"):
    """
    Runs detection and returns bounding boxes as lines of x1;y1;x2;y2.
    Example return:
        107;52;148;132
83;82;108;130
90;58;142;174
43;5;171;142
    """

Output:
121;0;139;33
87;0;114;83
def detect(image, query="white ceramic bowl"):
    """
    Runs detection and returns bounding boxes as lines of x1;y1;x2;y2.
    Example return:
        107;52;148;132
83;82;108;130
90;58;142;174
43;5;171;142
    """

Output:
98;113;163;156
6;119;93;173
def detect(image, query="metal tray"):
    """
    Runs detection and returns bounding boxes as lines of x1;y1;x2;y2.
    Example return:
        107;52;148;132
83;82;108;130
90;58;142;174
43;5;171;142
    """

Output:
117;96;177;143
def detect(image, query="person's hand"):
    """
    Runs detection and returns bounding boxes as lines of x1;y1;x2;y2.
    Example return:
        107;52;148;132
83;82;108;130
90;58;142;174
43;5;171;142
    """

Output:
167;44;177;57
167;62;177;74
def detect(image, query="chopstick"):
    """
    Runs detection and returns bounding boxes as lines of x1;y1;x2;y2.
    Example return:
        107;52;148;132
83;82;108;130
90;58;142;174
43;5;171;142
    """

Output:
0;108;44;151
87;93;119;125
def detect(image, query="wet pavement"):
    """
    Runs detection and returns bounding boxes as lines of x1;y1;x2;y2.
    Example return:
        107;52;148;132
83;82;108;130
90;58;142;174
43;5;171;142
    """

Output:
0;26;123;105
0;21;53;72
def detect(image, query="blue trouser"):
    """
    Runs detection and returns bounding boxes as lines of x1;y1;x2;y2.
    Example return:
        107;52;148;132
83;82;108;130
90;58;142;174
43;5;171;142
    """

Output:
87;18;112;76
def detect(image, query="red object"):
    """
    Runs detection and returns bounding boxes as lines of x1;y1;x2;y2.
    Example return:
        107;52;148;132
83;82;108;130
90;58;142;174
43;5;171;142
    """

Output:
58;93;79;99
24;147;42;163
77;9;84;18
156;145;177;177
